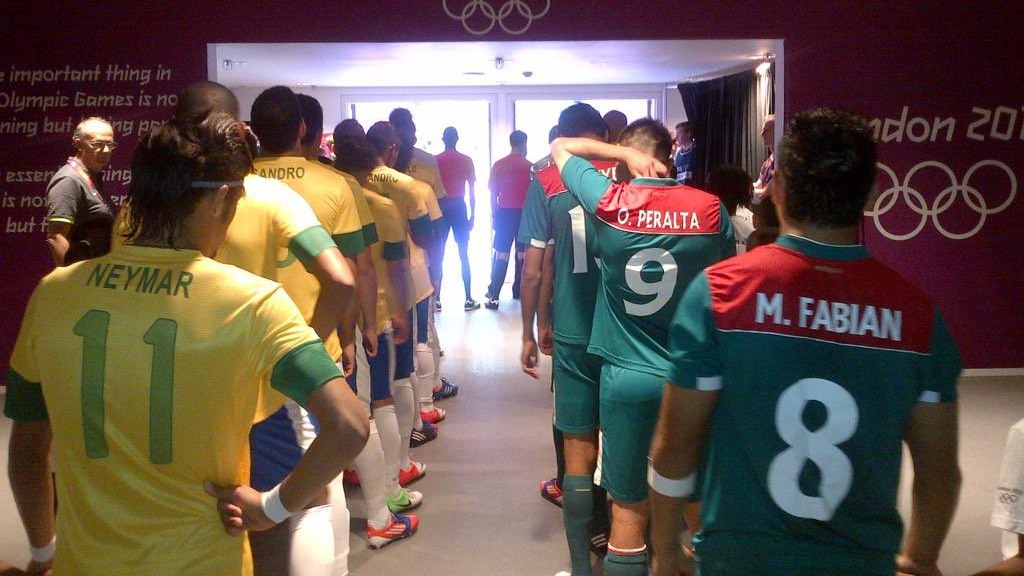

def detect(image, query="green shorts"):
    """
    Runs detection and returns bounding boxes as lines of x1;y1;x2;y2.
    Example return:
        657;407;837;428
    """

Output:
552;340;603;435
598;362;665;504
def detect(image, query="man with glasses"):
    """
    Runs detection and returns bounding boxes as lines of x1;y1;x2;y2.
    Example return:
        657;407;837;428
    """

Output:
45;117;117;266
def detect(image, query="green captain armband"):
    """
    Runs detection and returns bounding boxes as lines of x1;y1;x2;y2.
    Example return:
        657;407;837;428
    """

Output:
382;241;408;261
409;215;432;239
4;369;49;421
270;340;343;408
332;230;368;258
289;226;336;268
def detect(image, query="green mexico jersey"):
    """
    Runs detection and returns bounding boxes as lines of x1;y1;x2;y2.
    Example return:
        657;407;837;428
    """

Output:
561;156;734;375
518;159;618;344
669;235;962;573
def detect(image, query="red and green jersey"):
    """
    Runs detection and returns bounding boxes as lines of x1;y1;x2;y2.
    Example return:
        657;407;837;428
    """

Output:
561;156;734;375
669;235;962;573
518;159;619;345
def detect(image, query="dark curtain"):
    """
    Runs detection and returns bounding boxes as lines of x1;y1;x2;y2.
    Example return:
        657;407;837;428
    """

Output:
679;68;772;188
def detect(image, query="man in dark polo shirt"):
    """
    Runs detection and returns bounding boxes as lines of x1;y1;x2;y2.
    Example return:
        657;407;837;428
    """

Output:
45;117;116;266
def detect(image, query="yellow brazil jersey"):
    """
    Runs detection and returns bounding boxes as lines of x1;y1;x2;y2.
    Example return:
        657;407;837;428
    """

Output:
215;174;337;420
408;147;447;200
365;166;434;303
332;166;378;247
4;245;340;576
217;174;331;281
254;156;367;360
109;175;335;421
363;188;411;327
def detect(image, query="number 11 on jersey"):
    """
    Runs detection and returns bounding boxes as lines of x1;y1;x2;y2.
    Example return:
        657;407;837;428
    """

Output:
74;310;178;464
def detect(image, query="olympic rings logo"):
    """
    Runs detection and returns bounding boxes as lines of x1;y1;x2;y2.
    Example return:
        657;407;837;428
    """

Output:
866;160;1017;241
443;0;551;35
999;492;1020;504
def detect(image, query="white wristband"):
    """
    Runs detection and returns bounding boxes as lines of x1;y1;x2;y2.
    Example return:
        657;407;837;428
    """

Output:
647;462;695;498
29;535;56;563
260;484;294;524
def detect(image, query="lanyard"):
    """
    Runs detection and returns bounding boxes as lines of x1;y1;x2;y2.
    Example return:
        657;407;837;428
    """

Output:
66;157;110;210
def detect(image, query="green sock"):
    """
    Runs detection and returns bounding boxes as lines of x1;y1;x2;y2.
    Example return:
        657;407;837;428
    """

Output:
562;475;594;575
603;549;647;576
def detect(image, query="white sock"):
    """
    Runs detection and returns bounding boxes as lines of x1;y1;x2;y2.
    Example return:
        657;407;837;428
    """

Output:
414;342;437;412
328;474;350;576
352;420;390;529
289;504;335;576
429;325;443;395
391;376;416;469
374;404;403;497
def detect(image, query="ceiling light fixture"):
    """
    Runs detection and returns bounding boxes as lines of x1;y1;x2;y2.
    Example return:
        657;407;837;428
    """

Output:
495;57;505;70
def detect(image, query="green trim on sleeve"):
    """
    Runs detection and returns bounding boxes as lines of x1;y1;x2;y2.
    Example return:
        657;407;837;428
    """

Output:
382;241;408;261
3;368;48;421
363;223;379;246
270;340;343;408
332;230;368;258
409;215;432;239
289;226;335;267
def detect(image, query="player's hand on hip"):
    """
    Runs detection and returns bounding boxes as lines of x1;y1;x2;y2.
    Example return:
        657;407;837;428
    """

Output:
204;482;276;535
521;339;540;379
895;554;944;576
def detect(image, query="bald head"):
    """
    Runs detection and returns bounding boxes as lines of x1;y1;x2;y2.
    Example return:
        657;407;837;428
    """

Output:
73;117;114;172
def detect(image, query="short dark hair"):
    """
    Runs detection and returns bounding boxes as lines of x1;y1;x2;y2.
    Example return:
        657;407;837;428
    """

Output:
675;121;691;132
706;165;753;213
250;86;303;155
126;113;250;247
557;103;607;139
333;134;379;174
777;108;877;228
617;118;672;164
366;121;400;157
174;81;240;124
510;130;527;147
442;126;458;143
389;107;413;128
334;119;365;141
547;125;559;143
603;110;628;140
296;94;324;148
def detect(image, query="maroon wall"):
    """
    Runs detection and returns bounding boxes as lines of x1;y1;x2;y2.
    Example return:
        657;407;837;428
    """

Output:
0;1;1020;370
